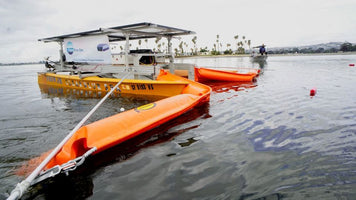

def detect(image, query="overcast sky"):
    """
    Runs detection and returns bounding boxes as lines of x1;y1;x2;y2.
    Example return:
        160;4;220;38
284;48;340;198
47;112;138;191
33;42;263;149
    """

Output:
1;0;356;63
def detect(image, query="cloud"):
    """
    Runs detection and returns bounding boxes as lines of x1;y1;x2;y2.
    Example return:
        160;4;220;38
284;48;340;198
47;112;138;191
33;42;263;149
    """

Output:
0;0;355;63
0;0;55;62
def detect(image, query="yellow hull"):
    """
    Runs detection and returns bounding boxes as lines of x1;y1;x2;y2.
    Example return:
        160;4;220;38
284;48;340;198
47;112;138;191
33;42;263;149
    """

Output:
38;72;189;100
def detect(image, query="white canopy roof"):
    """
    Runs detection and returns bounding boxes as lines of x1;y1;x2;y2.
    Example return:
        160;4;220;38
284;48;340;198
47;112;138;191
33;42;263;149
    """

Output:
39;22;195;43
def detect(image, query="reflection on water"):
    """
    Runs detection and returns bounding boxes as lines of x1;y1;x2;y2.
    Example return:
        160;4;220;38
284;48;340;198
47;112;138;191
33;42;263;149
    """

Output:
178;137;198;147
1;55;356;200
250;56;268;70
21;103;210;200
207;81;258;93
24;174;94;200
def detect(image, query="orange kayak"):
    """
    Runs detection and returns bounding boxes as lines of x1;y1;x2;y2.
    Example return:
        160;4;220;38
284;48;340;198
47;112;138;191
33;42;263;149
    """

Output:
41;70;211;169
195;67;258;82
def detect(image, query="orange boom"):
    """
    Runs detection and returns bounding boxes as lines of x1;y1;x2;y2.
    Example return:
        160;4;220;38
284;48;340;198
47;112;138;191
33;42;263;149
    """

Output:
195;67;258;82
43;70;211;169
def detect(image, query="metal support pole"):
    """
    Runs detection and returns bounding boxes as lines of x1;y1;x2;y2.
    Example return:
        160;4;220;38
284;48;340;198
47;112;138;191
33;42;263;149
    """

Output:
124;33;130;70
167;36;174;63
59;41;64;71
167;36;175;74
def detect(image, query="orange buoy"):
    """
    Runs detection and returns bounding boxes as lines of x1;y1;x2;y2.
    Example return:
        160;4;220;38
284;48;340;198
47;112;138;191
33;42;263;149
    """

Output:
310;88;316;96
349;64;355;67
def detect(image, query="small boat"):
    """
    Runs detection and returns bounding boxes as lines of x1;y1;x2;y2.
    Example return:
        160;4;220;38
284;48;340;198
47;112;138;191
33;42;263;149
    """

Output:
194;67;259;82
38;22;197;99
8;23;211;200
250;54;267;62
38;72;189;100
250;44;268;63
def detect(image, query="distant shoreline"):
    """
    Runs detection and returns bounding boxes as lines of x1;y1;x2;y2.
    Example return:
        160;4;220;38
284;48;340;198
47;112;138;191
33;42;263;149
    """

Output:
176;51;356;59
1;52;355;66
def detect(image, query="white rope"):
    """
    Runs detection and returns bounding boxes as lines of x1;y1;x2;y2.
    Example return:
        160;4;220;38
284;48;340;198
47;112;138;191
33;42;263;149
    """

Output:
7;72;131;200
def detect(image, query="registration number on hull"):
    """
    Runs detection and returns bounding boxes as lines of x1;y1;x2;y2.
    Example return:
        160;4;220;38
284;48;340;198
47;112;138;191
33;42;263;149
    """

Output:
122;84;154;91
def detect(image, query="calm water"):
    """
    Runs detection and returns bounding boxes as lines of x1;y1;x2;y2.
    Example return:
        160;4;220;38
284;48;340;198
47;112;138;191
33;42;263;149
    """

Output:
1;55;356;199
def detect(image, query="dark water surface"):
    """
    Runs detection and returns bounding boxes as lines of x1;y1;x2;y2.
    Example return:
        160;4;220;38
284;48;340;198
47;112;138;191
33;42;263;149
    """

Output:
1;55;356;199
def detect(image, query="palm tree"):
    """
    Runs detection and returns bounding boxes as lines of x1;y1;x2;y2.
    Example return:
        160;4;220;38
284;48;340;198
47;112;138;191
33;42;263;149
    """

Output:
162;42;165;53
138;40;142;49
216;34;220;52
184;42;188;53
144;39;148;48
192;36;197;55
155;38;161;51
179;41;184;54
237;41;245;54
234;35;239;54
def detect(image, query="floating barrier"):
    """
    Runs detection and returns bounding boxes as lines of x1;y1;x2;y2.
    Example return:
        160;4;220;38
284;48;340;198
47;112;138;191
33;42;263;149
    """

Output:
194;67;258;82
14;70;211;189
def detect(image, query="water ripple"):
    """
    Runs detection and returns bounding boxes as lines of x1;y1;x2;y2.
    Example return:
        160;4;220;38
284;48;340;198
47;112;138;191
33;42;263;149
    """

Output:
2;57;356;199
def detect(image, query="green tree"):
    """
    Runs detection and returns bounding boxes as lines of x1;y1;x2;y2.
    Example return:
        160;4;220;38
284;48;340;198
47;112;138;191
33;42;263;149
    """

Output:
216;34;220;52
237;47;245;54
179;41;184;54
155;38;161;51
340;42;353;52
247;40;251;50
192;36;197;55
138;40;142;49
200;47;209;53
234;35;239;53
162;42;165;52
144;39;148;48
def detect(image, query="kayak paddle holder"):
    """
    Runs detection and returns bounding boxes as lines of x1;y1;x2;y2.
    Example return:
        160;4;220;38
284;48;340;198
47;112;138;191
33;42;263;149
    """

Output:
31;147;97;185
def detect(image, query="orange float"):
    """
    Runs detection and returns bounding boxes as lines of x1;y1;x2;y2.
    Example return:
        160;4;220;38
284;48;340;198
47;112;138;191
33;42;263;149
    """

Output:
34;70;211;171
310;87;317;96
194;67;258;82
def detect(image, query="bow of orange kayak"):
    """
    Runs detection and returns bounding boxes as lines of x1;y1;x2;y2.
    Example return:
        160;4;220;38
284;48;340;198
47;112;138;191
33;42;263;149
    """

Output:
46;93;209;169
19;70;211;184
